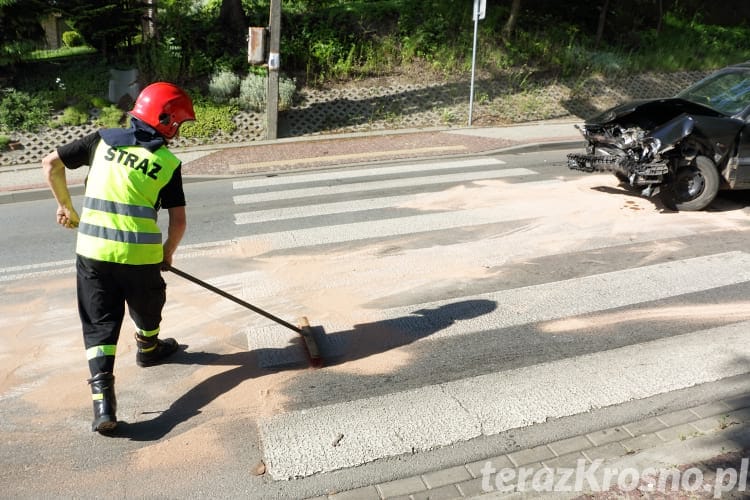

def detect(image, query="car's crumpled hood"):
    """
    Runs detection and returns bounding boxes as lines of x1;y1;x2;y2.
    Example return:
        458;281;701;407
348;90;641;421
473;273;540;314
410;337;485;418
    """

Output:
586;97;727;126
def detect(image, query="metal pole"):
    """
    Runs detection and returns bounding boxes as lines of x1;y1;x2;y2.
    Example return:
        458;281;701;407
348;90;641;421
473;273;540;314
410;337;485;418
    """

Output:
267;0;281;140
469;1;479;126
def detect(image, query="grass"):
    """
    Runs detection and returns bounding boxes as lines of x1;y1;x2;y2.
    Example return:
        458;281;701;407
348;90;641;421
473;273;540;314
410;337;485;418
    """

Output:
26;46;97;61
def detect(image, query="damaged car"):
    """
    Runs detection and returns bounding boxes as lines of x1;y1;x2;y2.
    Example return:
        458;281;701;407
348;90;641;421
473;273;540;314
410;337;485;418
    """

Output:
567;61;750;211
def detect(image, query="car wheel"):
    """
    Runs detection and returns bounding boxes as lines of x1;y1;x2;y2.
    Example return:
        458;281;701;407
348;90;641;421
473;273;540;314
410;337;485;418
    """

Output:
661;156;720;211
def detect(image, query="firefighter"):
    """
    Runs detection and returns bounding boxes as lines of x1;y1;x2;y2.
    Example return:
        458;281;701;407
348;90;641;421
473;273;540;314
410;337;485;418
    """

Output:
42;82;196;433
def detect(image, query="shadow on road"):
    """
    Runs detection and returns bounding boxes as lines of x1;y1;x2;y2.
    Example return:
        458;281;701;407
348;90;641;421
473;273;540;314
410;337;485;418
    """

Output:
315;299;498;366
109;298;497;441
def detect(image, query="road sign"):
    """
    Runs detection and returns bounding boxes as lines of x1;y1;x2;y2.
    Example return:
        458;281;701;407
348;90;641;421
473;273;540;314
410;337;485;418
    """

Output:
473;0;486;21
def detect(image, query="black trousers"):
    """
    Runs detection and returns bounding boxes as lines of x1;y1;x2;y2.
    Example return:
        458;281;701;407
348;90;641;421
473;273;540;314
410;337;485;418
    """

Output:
76;255;166;375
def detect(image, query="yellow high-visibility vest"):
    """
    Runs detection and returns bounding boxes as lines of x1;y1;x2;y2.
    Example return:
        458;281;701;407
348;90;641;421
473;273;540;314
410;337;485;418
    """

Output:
76;141;180;264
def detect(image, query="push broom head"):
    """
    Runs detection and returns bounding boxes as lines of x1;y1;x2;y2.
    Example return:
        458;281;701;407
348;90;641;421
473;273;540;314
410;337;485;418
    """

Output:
297;316;324;368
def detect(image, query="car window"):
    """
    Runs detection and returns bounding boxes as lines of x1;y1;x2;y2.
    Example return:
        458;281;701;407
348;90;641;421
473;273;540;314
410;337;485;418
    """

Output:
676;69;750;115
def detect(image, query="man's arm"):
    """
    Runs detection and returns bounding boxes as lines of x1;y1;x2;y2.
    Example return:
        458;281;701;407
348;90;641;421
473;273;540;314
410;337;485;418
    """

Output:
42;150;79;229
162;205;186;268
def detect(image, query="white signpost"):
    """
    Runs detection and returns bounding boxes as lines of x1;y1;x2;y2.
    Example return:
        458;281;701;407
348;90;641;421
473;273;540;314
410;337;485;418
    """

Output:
469;0;486;125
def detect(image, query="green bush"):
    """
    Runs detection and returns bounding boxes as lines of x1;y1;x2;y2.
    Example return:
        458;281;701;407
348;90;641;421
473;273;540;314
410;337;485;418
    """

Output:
36;89;69;110
179;100;237;138
91;96;109;109
238;73;296;112
0;90;51;132
208;69;240;102
136;39;182;83
55;105;90;127
279;77;297;111
0;135;9;151
95;105;125;128
62;31;85;48
11;58;109;113
238;73;265;111
2;40;37;67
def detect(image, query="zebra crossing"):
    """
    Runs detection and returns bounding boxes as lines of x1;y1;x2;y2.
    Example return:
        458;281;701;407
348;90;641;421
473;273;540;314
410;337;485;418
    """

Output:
223;155;750;480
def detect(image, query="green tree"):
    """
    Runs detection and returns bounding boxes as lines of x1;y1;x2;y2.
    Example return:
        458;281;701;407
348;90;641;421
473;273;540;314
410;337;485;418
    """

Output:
218;0;248;56
140;0;213;81
142;0;255;77
53;0;143;62
0;0;52;66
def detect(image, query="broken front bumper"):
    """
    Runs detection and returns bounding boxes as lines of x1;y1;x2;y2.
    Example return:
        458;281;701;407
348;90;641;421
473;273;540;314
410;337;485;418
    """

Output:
567;153;669;185
567;153;618;173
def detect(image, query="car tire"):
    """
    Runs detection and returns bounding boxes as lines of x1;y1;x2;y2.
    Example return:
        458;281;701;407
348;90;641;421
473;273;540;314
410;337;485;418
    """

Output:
661;156;720;211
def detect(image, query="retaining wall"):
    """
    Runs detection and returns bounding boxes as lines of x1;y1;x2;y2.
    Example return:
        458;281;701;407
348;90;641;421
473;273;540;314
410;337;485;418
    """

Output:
0;71;709;167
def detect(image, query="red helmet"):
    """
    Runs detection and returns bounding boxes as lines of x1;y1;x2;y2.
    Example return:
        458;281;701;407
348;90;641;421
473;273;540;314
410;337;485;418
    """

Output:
130;82;195;139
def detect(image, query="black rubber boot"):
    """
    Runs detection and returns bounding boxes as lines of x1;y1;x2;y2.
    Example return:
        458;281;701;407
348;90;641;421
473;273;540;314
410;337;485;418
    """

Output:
135;333;179;367
88;372;117;433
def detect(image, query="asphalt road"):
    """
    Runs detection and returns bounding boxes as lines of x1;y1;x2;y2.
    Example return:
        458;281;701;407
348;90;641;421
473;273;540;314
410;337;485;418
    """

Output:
0;150;568;268
4;149;750;498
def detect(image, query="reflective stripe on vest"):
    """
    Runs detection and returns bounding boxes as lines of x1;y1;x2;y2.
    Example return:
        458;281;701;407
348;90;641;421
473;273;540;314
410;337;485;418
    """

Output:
76;141;180;264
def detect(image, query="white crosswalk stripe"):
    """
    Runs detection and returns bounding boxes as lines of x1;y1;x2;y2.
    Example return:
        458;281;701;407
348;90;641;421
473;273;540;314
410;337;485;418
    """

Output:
234;179;565;224
248;250;750;355
235;193;435;224
225;156;750;479
233;168;535;204
260;321;750;479
232;157;506;190
251;205;539;248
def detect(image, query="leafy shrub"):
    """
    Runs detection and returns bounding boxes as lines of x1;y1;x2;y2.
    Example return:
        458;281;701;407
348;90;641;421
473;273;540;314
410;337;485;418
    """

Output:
36;89;69;110
0;135;9;151
136;39;182;83
208;69;240;102
189;51;214;78
279;76;297;111
238;73;296;112
95;105;125;128
1;40;37;67
12;58;109;114
179;100;237;138
62;31;85;48
55;105;89;127
57;64;109;98
0;90;51;132
238;73;265;111
91;96;109;109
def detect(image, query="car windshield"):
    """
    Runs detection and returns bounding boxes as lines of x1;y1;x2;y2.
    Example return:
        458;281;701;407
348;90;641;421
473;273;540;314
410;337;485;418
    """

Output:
676;68;750;116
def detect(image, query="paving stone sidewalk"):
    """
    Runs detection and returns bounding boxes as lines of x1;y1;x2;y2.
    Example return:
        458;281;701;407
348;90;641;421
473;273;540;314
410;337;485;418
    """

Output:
180;129;520;177
319;397;750;500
